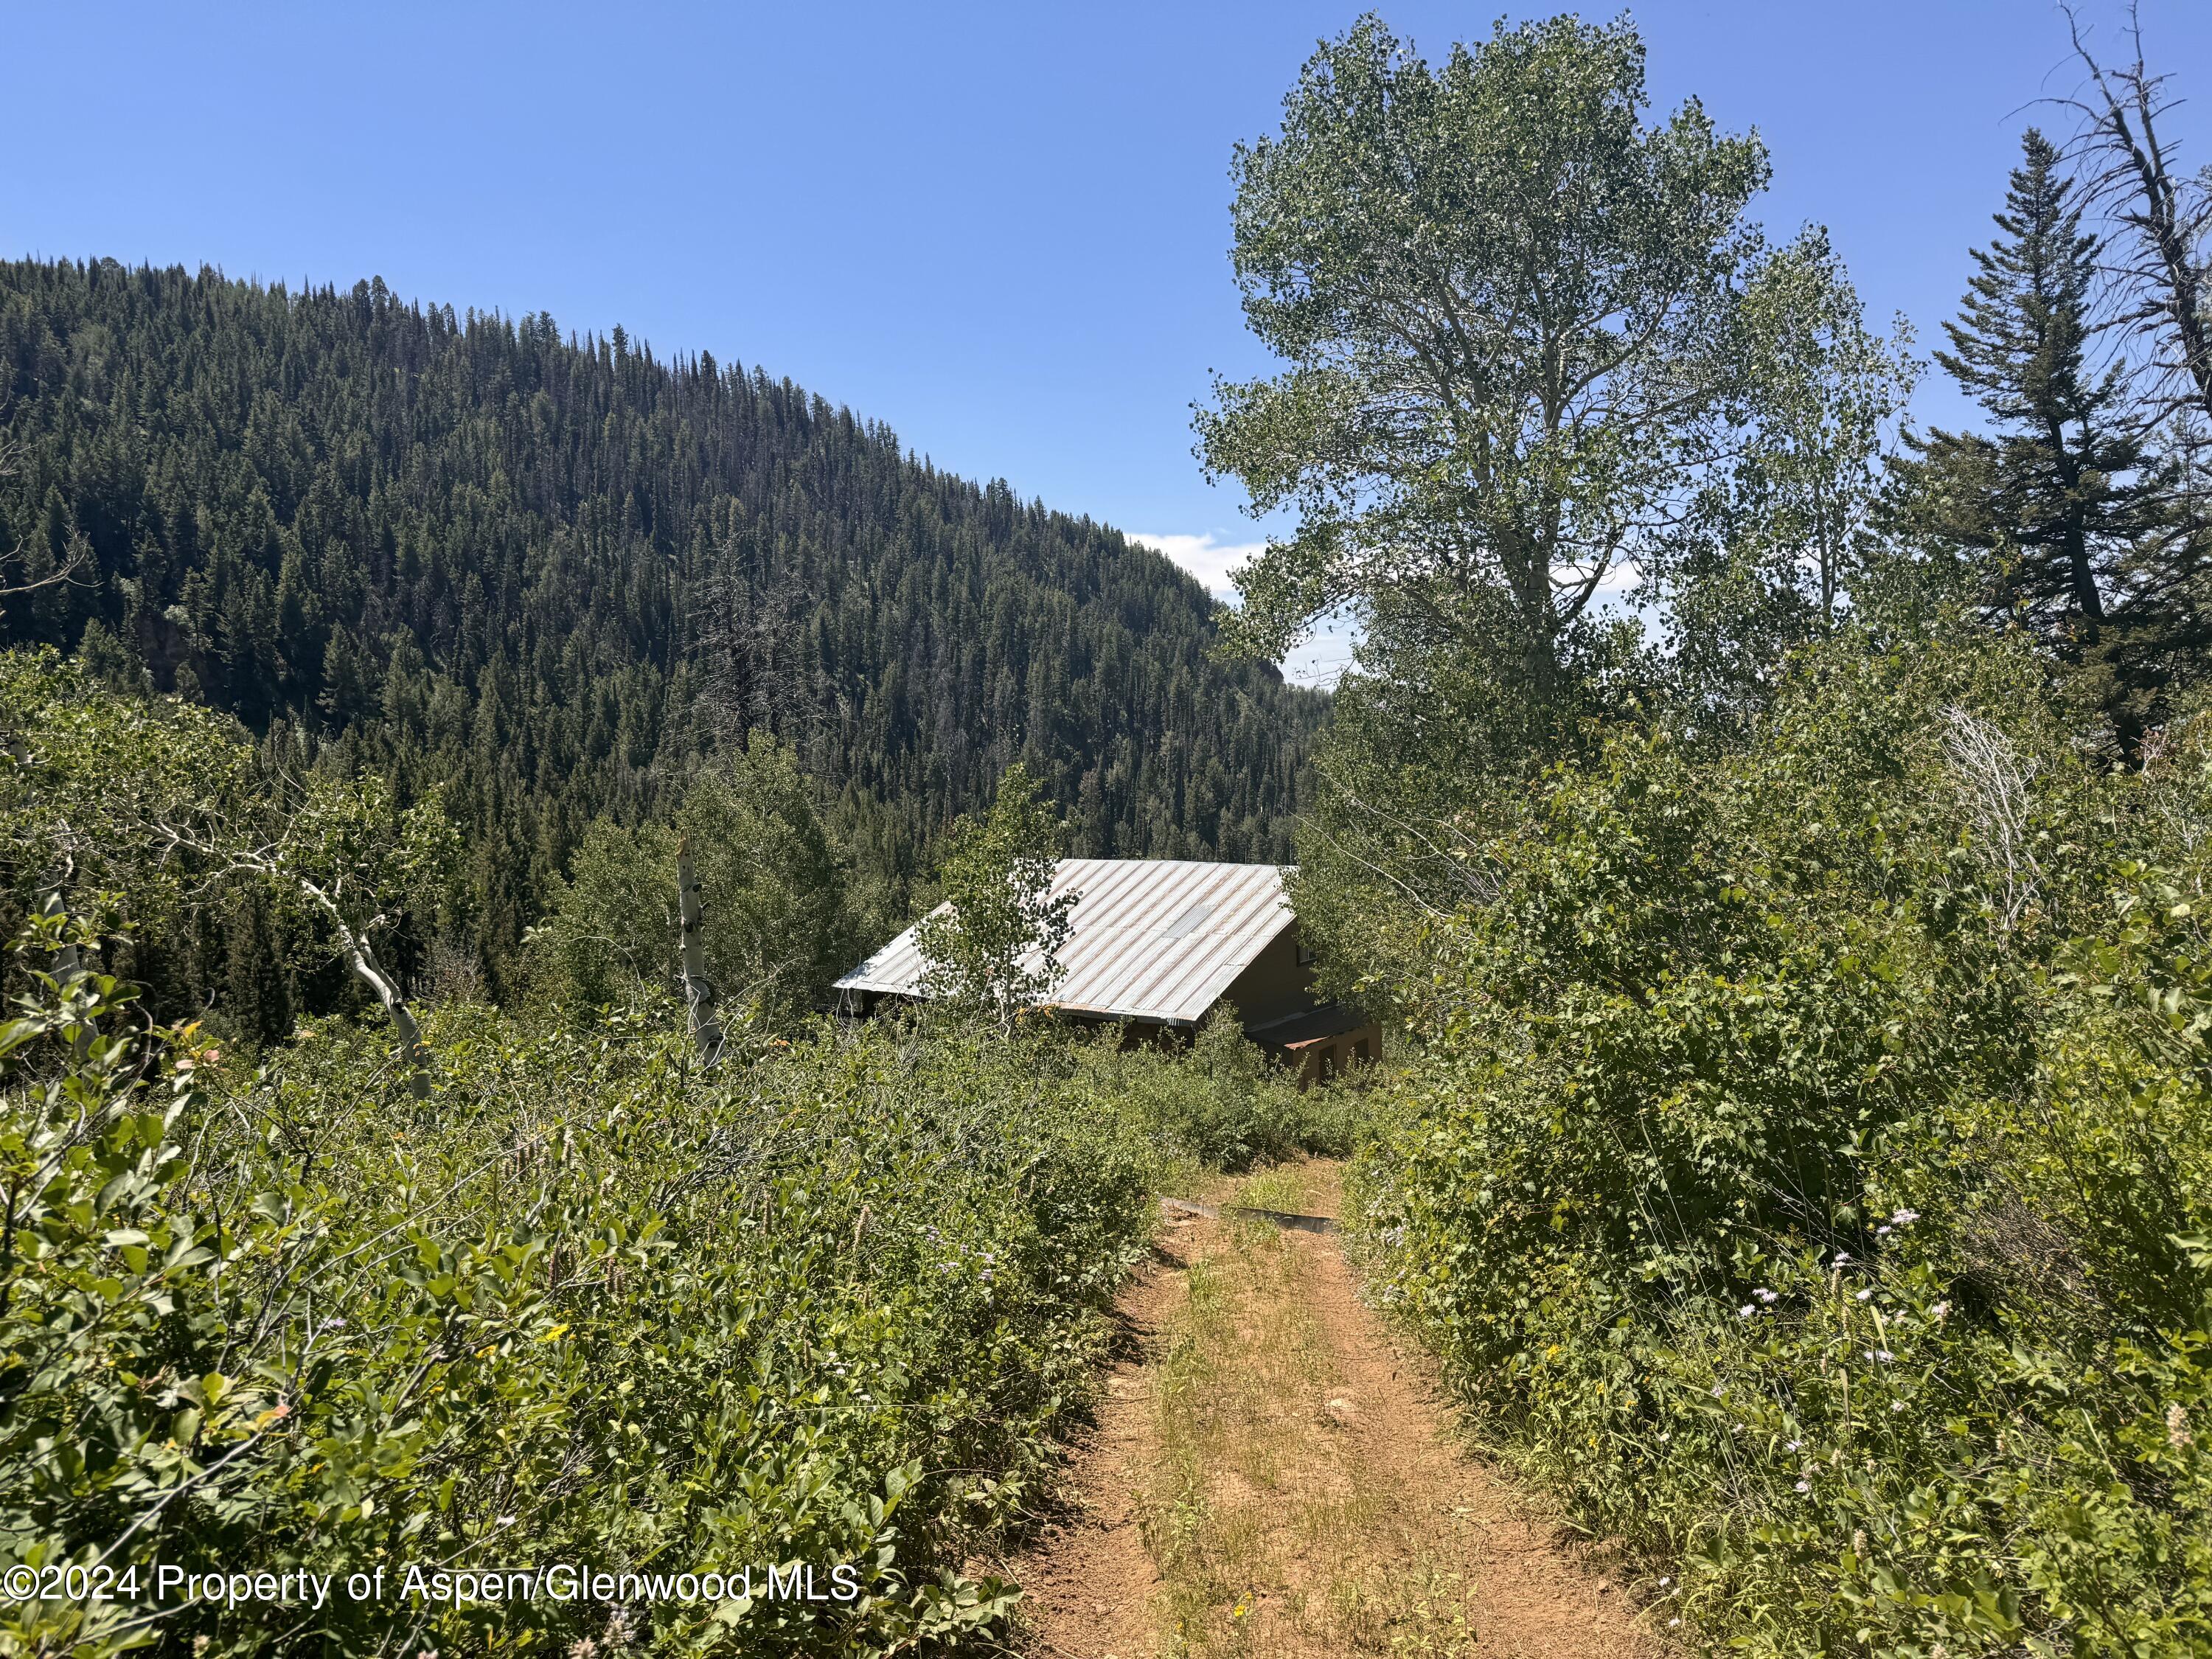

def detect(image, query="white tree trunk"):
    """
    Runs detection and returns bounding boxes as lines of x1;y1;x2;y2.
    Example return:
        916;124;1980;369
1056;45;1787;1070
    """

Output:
327;912;431;1100
677;837;724;1064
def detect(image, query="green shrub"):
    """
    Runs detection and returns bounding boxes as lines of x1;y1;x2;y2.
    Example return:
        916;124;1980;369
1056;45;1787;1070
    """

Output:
1;919;1157;1656
1092;1009;1366;1172
1352;639;2212;1656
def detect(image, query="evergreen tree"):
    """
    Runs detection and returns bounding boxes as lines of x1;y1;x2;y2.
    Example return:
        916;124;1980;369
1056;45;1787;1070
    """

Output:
1911;131;2163;649
220;880;292;1048
0;258;1325;1012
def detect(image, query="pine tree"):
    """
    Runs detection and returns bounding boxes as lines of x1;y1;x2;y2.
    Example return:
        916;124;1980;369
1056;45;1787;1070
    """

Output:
1917;130;2163;647
0;256;1327;1011
222;881;293;1048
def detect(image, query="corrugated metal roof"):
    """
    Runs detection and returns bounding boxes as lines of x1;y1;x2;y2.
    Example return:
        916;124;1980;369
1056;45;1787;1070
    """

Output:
832;858;1294;1025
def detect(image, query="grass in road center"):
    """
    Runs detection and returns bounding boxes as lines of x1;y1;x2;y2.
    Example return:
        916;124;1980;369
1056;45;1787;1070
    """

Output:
1139;1163;1478;1658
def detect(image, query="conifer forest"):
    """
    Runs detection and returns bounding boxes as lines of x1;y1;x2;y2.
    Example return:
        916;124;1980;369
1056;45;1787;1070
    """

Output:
0;257;1320;1012
6;7;2212;1658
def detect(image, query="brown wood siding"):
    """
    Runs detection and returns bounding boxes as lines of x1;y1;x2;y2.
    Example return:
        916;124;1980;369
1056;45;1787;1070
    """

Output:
1220;922;1318;1029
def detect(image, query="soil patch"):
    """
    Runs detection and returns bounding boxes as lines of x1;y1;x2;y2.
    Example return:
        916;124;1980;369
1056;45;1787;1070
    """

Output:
1006;1161;1658;1658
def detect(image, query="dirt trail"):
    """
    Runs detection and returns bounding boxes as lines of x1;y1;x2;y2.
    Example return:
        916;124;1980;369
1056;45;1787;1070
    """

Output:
1007;1161;1656;1659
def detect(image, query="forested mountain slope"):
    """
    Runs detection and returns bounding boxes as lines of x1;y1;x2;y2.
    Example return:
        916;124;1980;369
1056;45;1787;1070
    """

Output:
0;257;1321;984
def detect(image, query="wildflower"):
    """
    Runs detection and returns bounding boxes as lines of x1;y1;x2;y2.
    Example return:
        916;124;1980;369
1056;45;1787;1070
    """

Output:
1668;1618;1681;1629
1754;1288;1779;1304
497;1515;516;1527
1785;1439;1803;1452
1891;1401;1907;1413
1739;1304;1756;1319
980;1269;994;1281
1855;1288;1873;1301
1711;1384;1725;1399
1795;1479;1811;1492
1931;1301;1951;1321
1834;1251;1851;1265
1876;1225;1892;1237
1658;1576;1672;1588
1891;1209;1920;1226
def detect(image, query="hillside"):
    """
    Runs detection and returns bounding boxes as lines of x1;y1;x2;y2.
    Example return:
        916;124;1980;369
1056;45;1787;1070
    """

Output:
0;257;1322;990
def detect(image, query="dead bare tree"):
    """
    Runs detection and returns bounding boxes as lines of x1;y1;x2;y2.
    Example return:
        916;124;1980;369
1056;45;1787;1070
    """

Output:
2056;3;2212;443
1941;705;2045;932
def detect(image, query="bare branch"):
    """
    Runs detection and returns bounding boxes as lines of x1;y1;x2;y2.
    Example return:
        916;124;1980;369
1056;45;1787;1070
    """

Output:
1940;706;2044;932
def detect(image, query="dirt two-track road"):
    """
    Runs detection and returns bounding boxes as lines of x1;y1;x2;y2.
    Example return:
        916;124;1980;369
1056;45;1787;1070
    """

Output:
1004;1161;1660;1659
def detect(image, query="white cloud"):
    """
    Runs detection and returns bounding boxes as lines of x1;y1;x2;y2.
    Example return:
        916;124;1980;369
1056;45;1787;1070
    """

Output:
1129;535;1659;691
1281;613;1358;690
1130;530;1354;689
1126;530;1267;599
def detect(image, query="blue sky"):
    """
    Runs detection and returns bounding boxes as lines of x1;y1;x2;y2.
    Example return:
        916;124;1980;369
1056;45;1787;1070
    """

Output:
9;1;2210;680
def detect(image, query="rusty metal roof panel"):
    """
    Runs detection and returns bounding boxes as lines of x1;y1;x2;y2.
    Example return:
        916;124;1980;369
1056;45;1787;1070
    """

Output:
832;858;1295;1024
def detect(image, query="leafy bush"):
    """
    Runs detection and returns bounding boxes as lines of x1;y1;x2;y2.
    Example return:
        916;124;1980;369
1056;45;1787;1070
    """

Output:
1093;1010;1366;1172
1;926;1157;1656
1352;637;2212;1655
525;732;863;1027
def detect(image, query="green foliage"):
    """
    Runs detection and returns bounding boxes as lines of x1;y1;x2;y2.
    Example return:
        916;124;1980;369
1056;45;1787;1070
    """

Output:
0;917;1165;1656
529;732;862;1027
526;815;678;1012
1089;1009;1365;1173
0;257;1321;998
1652;229;1920;720
1204;12;1916;1004
0;647;251;953
1197;12;1767;714
0;648;455;1054
1350;635;2212;1655
916;765;1075;1032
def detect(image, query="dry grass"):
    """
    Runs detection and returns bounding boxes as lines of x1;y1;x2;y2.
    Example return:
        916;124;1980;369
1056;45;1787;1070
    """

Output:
1140;1162;1481;1658
1013;1160;1652;1659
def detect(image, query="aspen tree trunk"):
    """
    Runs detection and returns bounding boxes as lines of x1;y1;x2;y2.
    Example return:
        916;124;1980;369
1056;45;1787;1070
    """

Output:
330;917;432;1101
285;878;432;1099
677;836;724;1063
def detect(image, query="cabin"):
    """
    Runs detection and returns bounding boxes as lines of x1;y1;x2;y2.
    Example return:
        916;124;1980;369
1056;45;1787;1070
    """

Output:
832;858;1378;1083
